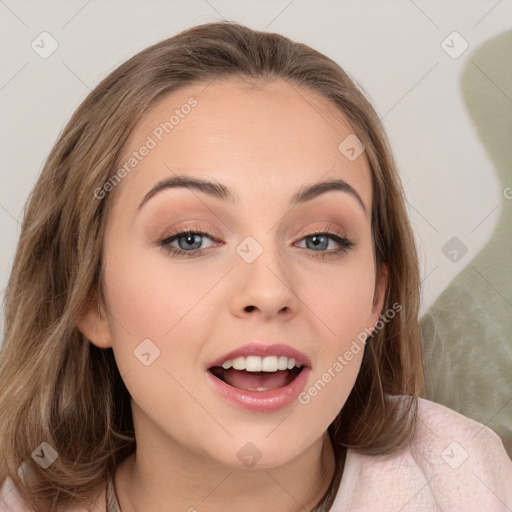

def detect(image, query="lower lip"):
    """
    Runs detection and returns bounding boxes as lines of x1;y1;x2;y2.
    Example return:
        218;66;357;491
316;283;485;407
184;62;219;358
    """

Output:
205;367;311;412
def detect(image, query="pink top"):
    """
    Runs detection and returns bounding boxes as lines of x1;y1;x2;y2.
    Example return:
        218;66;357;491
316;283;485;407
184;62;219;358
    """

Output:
1;398;511;511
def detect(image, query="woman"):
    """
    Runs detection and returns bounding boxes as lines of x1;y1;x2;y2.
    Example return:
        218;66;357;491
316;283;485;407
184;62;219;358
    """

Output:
0;20;510;512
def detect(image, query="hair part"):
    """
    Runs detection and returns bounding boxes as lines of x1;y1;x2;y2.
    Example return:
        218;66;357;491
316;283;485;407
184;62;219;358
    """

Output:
0;20;423;511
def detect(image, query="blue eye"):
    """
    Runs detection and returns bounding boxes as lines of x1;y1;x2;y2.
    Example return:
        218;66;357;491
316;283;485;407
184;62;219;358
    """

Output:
296;232;355;258
158;228;355;259
172;233;205;250
300;234;344;251
159;230;219;258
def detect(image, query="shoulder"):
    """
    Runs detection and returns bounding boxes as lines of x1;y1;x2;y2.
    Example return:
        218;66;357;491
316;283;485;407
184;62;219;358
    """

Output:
0;476;108;512
412;397;511;475
331;397;512;511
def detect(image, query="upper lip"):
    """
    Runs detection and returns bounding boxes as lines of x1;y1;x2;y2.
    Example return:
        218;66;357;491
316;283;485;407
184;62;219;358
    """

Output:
207;343;312;369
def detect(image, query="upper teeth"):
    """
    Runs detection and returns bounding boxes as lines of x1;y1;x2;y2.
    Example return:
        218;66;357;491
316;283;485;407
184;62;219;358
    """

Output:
221;356;302;372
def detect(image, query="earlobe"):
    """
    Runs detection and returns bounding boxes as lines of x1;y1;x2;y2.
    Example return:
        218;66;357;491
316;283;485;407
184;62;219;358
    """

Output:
76;298;113;349
373;262;389;312
368;262;389;330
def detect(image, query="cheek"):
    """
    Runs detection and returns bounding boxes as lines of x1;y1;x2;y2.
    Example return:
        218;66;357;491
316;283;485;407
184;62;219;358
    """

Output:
309;257;376;343
101;243;218;428
300;256;375;413
103;238;215;338
101;239;220;382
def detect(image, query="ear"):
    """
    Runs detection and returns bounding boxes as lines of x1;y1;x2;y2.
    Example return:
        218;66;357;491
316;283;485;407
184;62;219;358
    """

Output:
76;297;113;349
367;262;389;333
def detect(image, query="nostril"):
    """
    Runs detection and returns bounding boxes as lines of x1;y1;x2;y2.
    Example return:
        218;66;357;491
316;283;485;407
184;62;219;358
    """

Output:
244;305;256;312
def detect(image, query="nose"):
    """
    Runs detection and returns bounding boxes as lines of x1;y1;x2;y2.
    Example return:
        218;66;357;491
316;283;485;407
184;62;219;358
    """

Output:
229;238;299;322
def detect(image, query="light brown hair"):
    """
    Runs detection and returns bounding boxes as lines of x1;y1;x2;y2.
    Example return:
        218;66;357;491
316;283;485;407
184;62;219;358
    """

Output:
0;20;423;511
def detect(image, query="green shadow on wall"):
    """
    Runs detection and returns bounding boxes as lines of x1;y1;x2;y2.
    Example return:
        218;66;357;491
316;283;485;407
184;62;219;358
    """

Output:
421;30;512;457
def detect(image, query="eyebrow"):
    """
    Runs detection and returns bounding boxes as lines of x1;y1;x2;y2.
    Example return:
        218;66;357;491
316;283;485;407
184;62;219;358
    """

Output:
138;175;367;214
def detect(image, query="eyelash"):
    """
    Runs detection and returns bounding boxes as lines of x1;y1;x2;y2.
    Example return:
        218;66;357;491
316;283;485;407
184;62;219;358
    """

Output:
158;224;355;259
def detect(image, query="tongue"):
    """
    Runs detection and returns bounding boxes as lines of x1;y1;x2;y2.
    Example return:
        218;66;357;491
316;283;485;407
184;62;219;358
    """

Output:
223;369;291;391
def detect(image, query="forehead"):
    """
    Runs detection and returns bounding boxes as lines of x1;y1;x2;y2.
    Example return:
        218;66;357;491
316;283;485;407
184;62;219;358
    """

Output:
114;78;372;213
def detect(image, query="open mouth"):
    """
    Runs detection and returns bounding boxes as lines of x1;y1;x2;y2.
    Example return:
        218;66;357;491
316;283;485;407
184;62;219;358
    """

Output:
208;366;304;392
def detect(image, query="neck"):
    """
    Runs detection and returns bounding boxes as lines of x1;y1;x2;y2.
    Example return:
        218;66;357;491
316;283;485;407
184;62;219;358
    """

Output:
114;410;337;512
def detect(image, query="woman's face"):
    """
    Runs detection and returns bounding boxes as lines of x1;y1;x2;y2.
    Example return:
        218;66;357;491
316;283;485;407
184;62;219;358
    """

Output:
83;78;386;469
